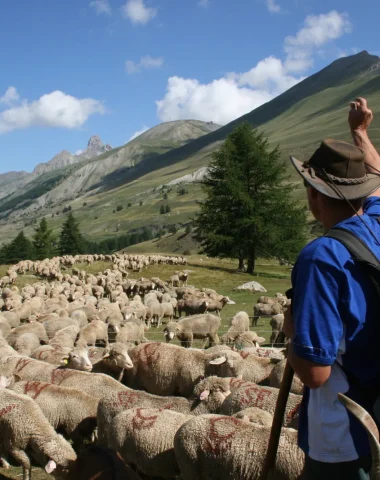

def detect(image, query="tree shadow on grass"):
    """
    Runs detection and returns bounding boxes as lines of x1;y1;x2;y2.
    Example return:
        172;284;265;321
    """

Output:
188;261;289;279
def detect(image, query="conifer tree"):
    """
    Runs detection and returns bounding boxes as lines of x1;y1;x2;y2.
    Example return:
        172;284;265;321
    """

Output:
193;123;307;274
1;231;34;264
33;218;55;260
58;213;85;255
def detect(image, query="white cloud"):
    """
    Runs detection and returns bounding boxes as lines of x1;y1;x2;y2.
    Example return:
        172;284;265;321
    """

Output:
198;0;209;7
266;0;281;13
0;90;105;134
284;10;352;72
122;0;156;25
156;10;352;125
126;55;164;74
90;0;112;16
129;125;150;141
0;86;20;106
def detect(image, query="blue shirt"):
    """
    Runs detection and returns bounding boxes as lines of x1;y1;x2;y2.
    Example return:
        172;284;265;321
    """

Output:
292;196;380;462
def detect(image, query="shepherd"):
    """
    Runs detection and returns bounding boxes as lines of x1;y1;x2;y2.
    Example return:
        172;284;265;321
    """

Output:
282;97;380;479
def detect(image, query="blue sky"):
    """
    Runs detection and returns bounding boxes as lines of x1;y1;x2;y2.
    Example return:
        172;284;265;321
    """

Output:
0;0;377;173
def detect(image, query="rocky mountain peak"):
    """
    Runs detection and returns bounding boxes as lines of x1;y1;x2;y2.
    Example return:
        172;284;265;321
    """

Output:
87;135;103;150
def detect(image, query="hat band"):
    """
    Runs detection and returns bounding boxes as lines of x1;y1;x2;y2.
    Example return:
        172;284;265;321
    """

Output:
303;163;368;185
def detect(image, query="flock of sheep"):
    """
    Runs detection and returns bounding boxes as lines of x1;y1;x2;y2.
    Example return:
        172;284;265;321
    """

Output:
0;253;378;480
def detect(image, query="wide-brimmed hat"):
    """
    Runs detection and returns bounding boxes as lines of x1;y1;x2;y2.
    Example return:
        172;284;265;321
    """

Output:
290;139;380;200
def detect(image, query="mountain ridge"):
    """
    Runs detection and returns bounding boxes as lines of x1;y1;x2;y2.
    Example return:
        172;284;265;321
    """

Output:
1;51;380;247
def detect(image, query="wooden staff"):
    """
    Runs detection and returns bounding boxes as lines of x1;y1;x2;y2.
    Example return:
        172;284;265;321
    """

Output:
260;360;295;480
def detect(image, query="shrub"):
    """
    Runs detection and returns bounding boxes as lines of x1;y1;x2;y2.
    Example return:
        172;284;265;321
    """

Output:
185;224;193;234
116;205;123;212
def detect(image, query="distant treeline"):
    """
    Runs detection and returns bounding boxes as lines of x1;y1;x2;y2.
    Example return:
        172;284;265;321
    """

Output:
0;214;180;264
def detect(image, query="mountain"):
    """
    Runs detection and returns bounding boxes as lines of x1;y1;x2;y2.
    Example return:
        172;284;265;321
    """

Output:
32;135;112;175
1;51;380;249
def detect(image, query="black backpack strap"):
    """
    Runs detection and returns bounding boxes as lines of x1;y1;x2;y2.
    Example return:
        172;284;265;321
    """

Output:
325;227;380;268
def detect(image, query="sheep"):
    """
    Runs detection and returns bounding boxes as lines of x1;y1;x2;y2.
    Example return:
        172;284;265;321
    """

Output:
175;271;189;286
236;351;281;384
232;407;273;427
13;334;40;356
269;359;303;395
31;346;92;371
0;388;77;480
0;355;131;400
11;380;99;449
0;319;11;339
270;313;285;345
43;317;79;339
168;275;180;288
0;311;20;328
108;408;192;478
10;303;32;322
7;323;49;346
174;415;304;480
242;346;286;360
158;302;174;326
65;446;142;480
91;343;133;381
183;298;209;316
77;319;109;347
97;375;232;446
220;379;301;428
123;342;244;397
49;325;80;348
0;335;18;358
253;302;283;327
163;314;221;348
228;331;266;349
115;320;148;345
206;296;230;316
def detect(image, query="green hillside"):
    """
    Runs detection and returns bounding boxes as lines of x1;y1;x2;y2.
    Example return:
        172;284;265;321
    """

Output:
1;51;380;248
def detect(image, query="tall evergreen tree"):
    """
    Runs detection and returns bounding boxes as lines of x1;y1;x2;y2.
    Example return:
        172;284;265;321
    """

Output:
33;218;55;260
58;213;85;255
193;123;308;274
1;231;34;264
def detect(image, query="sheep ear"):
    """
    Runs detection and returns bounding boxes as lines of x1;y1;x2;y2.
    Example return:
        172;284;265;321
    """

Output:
209;356;226;366
200;390;210;401
45;459;57;474
13;374;22;383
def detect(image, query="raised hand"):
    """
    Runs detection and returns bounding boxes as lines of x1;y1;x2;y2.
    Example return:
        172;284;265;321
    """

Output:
348;97;373;132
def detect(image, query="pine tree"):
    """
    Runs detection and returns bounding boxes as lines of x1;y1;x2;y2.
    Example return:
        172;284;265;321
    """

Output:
33;218;55;260
1;231;34;264
193;123;307;274
58;213;85;255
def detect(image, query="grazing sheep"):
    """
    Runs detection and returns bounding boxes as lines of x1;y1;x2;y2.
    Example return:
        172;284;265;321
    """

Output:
206;296;230;316
116;320;148;345
0;388;77;480
91;343;133;380
220;379;301;428
124;342;244;397
183;299;209;316
77;319;109;347
163;314;221;348
232;407;273;427
43;317;79;339
174;415;304;480
168;275;180;288
13;334;40;356
253;303;283;327
108;408;192;478
270;313;285;345
11;380;99;449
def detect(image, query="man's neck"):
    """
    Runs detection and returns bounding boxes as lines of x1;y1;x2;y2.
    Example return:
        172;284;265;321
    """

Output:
322;208;364;232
